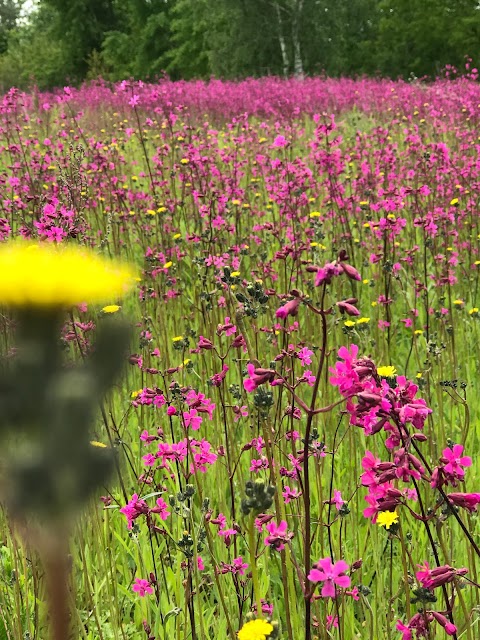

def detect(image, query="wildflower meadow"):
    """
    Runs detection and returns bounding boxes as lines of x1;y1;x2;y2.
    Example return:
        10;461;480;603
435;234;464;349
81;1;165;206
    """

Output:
0;74;479;640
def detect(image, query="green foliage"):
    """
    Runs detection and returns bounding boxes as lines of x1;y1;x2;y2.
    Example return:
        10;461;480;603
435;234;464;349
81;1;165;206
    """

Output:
0;4;69;90
0;0;479;87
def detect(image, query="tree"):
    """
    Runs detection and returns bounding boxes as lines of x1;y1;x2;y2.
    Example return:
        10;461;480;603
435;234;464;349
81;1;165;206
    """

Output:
0;0;23;54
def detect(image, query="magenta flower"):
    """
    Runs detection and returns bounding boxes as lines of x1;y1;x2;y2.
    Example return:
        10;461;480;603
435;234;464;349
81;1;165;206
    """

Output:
132;577;153;597
447;492;480;512
243;364;276;392
150;497;170;520
120;493;148;529
442;444;472;479
264;519;293;551
308;557;351;597
183;409;203;430
297;347;313;367
276;298;301;319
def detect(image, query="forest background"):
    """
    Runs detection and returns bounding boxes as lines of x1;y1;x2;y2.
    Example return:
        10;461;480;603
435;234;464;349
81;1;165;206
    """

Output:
0;0;479;90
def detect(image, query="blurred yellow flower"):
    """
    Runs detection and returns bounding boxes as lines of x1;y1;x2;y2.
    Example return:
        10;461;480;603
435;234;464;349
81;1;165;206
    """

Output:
102;305;121;314
237;619;273;640
0;241;135;307
377;365;397;377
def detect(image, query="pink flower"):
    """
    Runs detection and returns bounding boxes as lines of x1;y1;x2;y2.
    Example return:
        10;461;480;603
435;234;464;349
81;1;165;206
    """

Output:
396;620;412;640
132;577;153;597
297;347;313;367
243;364;276;392
308;557;351;597
120;493;148;529
150;497;170;520
332;490;345;510
264;520;293;551
273;135;288;148
183;409;203;430
442;444;471;479
446;492;480;512
276;298;301;319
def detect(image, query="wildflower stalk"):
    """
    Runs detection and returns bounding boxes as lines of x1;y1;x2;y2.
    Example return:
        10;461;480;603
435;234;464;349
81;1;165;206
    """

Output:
260;419;296;640
303;286;328;640
248;515;264;619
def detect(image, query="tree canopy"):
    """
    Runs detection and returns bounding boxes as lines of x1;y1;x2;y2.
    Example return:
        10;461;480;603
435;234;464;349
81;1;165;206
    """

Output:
0;0;479;89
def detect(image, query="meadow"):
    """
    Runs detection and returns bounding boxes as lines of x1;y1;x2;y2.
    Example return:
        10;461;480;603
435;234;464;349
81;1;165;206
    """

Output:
0;74;479;640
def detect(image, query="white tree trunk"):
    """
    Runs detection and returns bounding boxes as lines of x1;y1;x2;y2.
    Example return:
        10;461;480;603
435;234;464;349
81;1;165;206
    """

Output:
274;2;289;76
292;0;304;79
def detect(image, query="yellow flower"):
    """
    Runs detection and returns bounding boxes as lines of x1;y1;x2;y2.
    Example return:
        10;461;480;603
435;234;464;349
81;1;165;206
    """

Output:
376;510;399;530
453;299;464;306
450;198;459;206
237;619;273;640
309;211;321;218
172;336;184;342
469;308;479;315
90;440;108;448
102;305;121;314
163;261;173;269
180;158;189;164
377;365;397;377
344;320;356;327
0;241;135;307
414;329;424;335
231;271;240;277
356;317;370;324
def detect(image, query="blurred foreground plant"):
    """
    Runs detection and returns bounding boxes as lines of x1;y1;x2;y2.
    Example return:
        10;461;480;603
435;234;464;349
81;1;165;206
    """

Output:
0;241;135;640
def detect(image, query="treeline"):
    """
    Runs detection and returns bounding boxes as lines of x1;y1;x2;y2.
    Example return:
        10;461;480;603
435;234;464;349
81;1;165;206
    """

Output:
0;0;479;89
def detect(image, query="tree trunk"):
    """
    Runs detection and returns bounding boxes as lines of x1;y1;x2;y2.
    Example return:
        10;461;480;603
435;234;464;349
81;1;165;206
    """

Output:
274;2;289;76
292;0;304;79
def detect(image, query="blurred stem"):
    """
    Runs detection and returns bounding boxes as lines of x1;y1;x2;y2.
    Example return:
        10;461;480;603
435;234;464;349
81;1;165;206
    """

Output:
43;529;70;640
248;516;263;618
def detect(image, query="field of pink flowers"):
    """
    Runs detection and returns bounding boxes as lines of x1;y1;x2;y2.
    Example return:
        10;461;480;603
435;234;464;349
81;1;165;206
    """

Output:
0;75;479;640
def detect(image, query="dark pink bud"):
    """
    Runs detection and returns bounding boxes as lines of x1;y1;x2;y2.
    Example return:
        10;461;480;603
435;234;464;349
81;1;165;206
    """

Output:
340;262;361;281
276;297;301;319
430;611;457;636
198;335;214;350
337;300;360;316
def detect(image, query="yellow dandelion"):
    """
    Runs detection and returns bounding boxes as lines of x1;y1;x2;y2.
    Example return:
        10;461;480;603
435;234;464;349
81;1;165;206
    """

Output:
172;336;184;342
414;329;424;335
180;158;190;164
469;308;479;315
102;305;121;314
0;241;135;308
377;365;397;377
237;619;273;640
376;510;399;530
450;198;459;206
309;211;321;218
356;317;371;324
163;261;173;269
173;233;181;240
344;320;356;328
231;271;241;277
90;440;108;448
453;299;464;306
